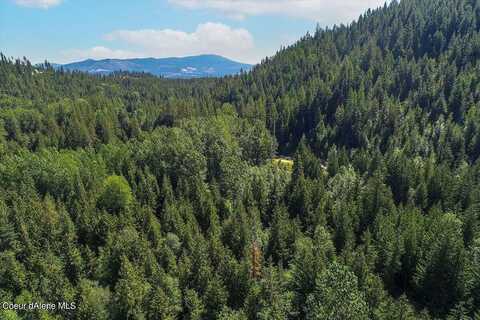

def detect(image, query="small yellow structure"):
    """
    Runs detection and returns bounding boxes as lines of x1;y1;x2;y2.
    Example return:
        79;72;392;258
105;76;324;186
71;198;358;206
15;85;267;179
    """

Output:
271;157;294;171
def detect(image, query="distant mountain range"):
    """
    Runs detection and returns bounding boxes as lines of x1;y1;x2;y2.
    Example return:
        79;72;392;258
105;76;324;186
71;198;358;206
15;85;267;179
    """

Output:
56;55;252;78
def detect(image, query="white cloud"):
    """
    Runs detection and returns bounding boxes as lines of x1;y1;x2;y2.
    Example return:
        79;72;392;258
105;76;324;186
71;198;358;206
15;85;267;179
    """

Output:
168;0;387;23
60;23;262;64
14;0;62;9
60;46;139;62
103;22;257;63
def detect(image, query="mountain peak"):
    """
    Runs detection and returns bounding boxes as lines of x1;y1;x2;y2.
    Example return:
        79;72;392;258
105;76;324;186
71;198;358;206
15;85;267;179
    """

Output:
59;55;252;78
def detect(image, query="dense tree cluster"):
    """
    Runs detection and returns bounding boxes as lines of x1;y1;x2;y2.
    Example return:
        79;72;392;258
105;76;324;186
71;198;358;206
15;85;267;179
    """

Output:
0;0;480;319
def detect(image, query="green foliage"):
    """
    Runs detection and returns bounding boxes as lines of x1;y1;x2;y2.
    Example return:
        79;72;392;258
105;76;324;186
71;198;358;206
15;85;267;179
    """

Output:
306;262;369;320
254;266;293;320
0;310;22;320
0;0;480;318
76;280;111;320
183;289;205;320
113;257;150;319
217;307;248;320
97;175;132;213
414;213;466;316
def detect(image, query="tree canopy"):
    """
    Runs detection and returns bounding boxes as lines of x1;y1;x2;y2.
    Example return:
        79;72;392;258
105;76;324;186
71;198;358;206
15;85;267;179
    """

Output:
0;0;480;319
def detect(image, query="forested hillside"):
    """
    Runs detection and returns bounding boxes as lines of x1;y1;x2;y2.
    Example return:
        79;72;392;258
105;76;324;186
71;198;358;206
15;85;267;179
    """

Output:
1;0;480;319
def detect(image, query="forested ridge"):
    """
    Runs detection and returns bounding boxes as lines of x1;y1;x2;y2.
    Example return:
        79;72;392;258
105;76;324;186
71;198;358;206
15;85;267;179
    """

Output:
1;0;480;319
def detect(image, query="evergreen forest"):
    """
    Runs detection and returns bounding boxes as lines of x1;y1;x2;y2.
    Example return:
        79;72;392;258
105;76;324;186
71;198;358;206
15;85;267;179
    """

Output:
1;0;480;319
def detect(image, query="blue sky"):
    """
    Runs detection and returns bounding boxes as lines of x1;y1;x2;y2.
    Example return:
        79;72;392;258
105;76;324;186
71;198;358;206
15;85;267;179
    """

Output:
1;0;387;64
